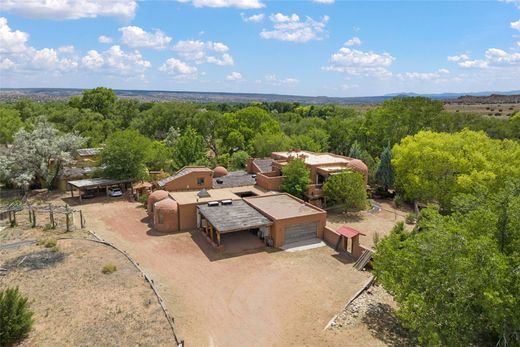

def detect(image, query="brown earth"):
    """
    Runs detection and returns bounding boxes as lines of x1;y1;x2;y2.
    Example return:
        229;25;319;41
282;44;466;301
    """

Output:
0;226;174;346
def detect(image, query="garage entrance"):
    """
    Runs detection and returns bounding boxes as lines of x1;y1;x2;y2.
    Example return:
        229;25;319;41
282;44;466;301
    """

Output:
284;222;318;245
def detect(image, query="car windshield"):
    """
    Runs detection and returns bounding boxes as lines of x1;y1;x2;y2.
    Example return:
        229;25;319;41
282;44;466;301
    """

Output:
111;188;121;191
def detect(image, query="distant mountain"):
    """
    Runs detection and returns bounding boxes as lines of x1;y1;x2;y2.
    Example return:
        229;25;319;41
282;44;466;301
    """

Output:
0;87;519;105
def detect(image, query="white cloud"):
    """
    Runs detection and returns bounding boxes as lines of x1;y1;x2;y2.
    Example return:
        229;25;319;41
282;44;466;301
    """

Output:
58;45;75;54
500;0;520;9
0;0;137;20
260;13;329;43
447;54;469;62
241;12;264;23
313;0;334;3
119;26;172;50
226;71;242;80
264;74;298;85
173;40;234;65
81;45;151;75
323;46;395;77
448;48;520;69
0;17;29;54
159;58;197;79
458;59;489;69
397;68;450;81
511;19;520;31
0;57;15;70
344;37;361;46
0;17;78;72
98;35;113;44
178;0;264;9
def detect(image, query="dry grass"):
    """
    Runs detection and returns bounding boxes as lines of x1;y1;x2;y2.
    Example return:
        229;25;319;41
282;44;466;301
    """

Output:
0;226;174;346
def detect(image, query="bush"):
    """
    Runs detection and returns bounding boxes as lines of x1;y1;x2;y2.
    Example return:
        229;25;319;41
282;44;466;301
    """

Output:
137;193;149;208
37;238;57;248
102;264;117;274
405;212;418;224
0;287;34;346
394;195;403;208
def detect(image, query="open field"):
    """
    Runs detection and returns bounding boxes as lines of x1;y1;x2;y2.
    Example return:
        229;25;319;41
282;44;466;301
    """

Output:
0;226;174;346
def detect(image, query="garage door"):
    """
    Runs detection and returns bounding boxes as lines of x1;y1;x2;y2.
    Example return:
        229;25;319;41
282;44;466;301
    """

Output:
283;222;318;245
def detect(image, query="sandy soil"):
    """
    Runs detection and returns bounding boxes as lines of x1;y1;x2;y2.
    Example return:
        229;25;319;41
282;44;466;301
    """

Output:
55;195;381;347
327;199;413;249
0;227;174;346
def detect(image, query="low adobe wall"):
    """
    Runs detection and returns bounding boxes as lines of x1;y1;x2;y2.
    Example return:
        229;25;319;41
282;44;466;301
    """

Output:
255;172;284;191
323;226;341;246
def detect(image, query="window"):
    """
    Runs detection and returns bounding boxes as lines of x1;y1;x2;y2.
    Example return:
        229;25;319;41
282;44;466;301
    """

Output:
197;177;205;185
159;213;164;224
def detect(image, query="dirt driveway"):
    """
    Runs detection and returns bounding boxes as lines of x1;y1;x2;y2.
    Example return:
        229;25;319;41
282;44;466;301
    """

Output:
67;196;372;346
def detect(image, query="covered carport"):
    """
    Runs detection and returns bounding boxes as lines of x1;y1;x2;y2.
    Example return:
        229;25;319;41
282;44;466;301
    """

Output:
68;178;133;203
197;200;272;249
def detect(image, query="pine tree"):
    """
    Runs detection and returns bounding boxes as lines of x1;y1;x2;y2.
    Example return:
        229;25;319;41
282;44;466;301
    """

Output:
375;145;395;191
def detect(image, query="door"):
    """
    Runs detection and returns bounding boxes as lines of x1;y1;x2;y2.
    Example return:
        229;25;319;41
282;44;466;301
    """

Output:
283;222;318;245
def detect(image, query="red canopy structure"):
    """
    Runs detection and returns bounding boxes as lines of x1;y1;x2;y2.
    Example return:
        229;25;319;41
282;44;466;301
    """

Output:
336;226;365;239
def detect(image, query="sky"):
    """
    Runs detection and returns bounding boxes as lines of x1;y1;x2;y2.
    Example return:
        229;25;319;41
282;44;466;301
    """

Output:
0;0;519;97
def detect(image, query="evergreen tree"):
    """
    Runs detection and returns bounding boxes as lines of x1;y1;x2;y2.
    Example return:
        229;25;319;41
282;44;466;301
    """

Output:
375;145;395;191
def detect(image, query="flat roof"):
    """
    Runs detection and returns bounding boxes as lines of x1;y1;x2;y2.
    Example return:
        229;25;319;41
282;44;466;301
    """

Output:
168;186;266;205
68;178;132;189
316;165;348;173
76;148;101;157
245;194;324;220
198;200;272;233
212;171;256;189
272;151;350;166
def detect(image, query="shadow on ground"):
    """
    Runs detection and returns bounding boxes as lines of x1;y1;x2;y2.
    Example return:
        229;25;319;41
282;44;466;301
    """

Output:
361;302;416;347
3;249;66;270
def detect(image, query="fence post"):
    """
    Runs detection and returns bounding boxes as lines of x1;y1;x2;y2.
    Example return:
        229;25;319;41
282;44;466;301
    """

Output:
80;210;85;229
49;204;55;229
32;208;37;228
66;205;70;232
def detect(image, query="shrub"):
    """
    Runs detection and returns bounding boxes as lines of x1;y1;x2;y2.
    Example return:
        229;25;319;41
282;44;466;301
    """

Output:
0;287;34;346
405;212;418;224
393;195;403;208
137;193;149;208
37;238;57;248
50;246;60;253
102;264;117;274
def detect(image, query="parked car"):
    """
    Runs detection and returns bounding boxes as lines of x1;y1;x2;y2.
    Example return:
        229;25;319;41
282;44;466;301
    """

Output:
107;187;123;197
82;189;96;199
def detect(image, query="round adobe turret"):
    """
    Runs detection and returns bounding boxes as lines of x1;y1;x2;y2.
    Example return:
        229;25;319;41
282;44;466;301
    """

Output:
147;189;169;215
347;159;369;185
153;198;179;233
213;166;228;178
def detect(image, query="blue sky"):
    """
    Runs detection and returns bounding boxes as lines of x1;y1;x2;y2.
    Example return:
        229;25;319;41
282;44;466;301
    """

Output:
0;0;519;96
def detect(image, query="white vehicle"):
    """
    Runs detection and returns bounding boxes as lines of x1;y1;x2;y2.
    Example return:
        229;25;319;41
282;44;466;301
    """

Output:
107;187;123;197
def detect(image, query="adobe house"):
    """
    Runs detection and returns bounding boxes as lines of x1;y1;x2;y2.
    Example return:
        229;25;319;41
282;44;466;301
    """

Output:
248;150;369;207
156;166;213;191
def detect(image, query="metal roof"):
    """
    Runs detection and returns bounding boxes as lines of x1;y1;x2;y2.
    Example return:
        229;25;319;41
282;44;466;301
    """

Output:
336;226;365;239
76;148;102;157
157;166;212;187
212;171;256;189
198;200;272;233
68;178;132;189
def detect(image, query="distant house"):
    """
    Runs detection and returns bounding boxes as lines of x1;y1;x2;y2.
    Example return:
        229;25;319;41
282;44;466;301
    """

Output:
248;150;369;207
75;147;102;167
155;166;213;191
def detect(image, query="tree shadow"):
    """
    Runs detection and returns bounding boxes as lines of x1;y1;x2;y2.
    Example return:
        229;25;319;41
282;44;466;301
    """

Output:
3;249;66;271
327;212;365;224
361;302;416;347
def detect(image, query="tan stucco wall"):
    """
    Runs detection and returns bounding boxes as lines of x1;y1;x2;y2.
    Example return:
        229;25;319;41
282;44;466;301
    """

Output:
178;203;198;231
163;171;213;191
255;173;284;191
153;208;179;233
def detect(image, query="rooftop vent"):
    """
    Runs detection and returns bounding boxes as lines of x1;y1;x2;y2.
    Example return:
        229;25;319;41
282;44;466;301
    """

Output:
221;199;232;205
216;179;223;184
207;201;219;207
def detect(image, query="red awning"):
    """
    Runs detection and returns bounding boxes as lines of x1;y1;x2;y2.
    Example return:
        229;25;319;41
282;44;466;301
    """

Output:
337;226;364;238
